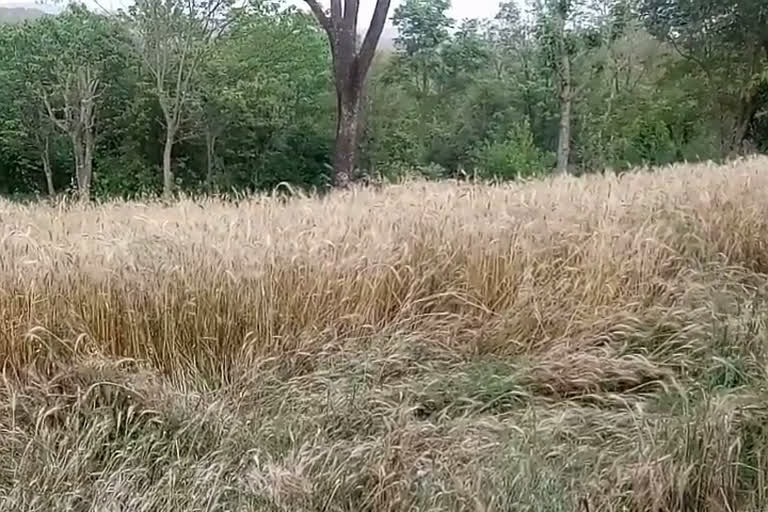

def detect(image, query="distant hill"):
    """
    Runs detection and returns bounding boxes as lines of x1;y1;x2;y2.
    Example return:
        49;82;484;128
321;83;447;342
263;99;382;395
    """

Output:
0;6;47;23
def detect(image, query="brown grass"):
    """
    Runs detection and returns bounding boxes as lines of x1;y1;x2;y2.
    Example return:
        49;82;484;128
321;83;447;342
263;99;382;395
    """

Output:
1;156;768;510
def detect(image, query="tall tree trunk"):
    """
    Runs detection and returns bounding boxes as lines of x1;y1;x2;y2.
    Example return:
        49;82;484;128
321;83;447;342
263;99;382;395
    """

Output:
205;128;217;192
726;90;761;155
163;126;175;199
596;71;618;168
522;54;537;142
303;0;392;188
41;66;100;202
41;135;55;197
333;92;360;188
71;134;89;202
556;51;572;174
81;126;94;201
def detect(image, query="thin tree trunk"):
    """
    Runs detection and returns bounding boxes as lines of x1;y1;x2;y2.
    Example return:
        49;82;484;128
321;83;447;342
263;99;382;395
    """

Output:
163;126;175;199
522;53;536;140
41;136;55;196
556;51;572;174
596;71;618;168
333;93;360;188
40;67;100;202
728;91;761;155
205;129;217;192
82;126;94;201
71;134;87;202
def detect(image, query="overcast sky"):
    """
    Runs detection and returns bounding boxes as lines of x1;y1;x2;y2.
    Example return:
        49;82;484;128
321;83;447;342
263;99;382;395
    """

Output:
309;0;504;23
2;0;504;21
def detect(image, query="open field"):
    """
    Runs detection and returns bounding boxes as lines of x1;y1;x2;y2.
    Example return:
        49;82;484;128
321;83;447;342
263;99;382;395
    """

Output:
2;157;768;511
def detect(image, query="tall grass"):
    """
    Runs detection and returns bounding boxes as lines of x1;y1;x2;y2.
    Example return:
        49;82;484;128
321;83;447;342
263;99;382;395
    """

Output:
1;157;768;510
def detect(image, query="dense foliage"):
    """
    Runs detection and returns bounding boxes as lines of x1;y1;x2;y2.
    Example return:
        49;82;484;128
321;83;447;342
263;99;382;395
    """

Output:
0;0;765;198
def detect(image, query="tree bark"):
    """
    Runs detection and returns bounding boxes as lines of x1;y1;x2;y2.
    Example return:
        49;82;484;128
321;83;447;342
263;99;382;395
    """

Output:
82;125;94;201
71;134;86;202
70;136;92;202
728;90;761;155
41;136;55;197
77;68;95;202
556;50;572;174
333;92;361;187
205;128;217;192
163;126;175;199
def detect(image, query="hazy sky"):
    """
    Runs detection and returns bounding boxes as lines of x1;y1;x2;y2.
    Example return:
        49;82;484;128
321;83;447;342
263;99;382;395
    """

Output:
2;0;504;21
323;0;503;22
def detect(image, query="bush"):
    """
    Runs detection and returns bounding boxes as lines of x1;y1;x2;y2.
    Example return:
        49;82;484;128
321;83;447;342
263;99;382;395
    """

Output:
469;121;555;179
620;116;678;166
93;153;160;199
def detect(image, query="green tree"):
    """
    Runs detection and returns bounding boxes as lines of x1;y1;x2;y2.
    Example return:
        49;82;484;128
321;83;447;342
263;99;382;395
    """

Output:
441;19;492;92
9;5;130;201
535;0;615;173
360;54;423;178
641;0;768;154
196;1;332;191
392;0;453;97
126;0;235;198
488;1;553;149
0;25;59;195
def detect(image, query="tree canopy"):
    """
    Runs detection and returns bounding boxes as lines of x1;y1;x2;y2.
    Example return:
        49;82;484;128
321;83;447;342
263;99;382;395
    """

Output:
0;0;765;199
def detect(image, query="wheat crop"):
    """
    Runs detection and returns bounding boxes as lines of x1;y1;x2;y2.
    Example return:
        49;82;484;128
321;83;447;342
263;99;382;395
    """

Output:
1;157;768;511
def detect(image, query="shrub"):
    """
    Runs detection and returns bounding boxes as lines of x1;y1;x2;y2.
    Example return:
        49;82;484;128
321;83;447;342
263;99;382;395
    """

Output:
469;120;555;179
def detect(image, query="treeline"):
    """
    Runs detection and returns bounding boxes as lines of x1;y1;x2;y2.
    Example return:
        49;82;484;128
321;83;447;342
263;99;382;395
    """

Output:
0;0;765;199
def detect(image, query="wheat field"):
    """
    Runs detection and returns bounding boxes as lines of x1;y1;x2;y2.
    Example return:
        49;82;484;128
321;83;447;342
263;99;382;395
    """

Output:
1;157;768;510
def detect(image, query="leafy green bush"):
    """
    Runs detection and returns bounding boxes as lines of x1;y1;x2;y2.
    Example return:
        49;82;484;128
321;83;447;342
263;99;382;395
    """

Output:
469;121;554;179
94;154;160;199
620;115;678;166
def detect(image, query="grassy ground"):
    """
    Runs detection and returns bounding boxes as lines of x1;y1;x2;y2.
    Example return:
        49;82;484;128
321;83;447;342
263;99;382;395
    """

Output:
1;157;768;511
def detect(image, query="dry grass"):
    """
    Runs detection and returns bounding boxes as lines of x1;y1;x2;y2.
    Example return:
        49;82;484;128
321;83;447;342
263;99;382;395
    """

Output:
1;156;768;510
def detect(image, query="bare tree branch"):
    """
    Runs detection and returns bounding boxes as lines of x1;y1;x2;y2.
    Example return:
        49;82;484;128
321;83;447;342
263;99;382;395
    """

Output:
40;89;68;132
330;0;342;25
342;0;359;35
668;36;714;86
303;0;332;35
356;0;391;82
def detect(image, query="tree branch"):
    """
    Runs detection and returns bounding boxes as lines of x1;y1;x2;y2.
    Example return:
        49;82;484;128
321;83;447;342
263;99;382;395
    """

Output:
330;0;342;24
342;0;359;36
303;0;332;35
40;89;68;132
356;0;391;83
668;36;714;86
